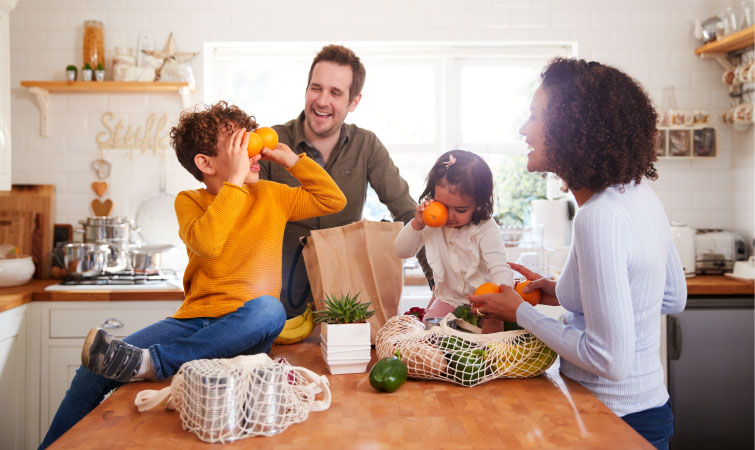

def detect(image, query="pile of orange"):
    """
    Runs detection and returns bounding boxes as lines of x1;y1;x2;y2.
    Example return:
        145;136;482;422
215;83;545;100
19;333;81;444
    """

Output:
247;127;279;157
515;280;541;306
421;201;448;227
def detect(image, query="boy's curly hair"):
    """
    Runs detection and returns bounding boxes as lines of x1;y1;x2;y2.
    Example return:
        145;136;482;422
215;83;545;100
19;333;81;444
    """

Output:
170;101;258;182
540;58;658;192
419;150;494;225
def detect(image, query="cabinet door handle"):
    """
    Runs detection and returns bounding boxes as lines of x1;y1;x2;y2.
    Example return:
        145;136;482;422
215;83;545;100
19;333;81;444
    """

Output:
667;315;682;360
101;318;124;329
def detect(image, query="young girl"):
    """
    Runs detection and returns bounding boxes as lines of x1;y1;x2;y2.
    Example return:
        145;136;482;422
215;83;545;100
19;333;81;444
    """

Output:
394;150;514;333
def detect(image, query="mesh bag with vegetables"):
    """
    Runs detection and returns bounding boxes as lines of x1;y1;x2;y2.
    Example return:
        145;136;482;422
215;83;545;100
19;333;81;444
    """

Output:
375;313;557;387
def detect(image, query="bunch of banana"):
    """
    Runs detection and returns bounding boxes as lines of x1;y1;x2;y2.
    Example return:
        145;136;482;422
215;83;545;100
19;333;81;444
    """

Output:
276;304;314;345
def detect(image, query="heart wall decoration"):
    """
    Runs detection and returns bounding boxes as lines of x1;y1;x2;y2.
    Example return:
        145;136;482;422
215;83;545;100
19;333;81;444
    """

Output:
90;156;113;216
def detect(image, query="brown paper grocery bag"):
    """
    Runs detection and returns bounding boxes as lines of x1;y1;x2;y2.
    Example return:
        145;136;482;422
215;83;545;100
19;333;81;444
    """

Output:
302;219;403;343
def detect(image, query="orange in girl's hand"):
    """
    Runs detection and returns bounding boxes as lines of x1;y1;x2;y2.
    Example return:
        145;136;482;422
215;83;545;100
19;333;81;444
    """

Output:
515;280;541;306
474;282;501;295
255;126;278;150
421;201;448;227
247;132;264;157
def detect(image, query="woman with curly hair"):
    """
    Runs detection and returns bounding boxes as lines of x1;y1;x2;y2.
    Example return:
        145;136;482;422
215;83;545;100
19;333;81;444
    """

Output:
469;58;687;450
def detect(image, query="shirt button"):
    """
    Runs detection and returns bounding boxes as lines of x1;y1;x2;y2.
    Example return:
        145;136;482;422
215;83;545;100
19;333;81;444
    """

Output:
345;170;351;175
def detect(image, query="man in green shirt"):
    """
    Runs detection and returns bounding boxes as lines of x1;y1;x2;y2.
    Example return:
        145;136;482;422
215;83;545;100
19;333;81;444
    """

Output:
260;44;430;318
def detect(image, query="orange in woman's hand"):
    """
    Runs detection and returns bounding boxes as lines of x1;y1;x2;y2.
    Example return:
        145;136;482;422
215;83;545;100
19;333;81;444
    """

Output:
515;280;541;306
474;282;501;295
421;201;448;227
255;126;278;150
247;132;264;157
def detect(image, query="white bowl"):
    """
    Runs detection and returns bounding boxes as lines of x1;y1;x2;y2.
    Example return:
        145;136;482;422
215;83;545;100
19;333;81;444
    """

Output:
0;256;35;287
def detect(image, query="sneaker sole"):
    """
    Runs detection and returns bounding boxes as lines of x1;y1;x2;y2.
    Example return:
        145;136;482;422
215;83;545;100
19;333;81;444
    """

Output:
81;327;102;369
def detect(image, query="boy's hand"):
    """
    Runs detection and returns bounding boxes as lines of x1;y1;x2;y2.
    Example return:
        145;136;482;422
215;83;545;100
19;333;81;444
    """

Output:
260;143;299;168
226;128;251;186
411;199;432;230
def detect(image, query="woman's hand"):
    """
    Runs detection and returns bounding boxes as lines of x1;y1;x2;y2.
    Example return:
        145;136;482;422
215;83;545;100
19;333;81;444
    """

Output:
260;142;299;168
468;285;523;322
227;128;251;186
509;262;560;306
411;199;433;230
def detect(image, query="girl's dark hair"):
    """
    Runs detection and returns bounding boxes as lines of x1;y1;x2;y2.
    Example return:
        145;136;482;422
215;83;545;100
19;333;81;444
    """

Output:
170;101;258;182
419;150;493;225
540;57;658;192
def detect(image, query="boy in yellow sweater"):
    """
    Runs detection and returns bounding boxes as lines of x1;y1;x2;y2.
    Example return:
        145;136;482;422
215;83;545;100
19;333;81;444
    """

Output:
39;101;346;449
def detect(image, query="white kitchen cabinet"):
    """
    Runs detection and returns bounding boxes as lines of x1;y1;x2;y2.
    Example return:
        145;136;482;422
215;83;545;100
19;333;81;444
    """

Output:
0;304;28;450
33;300;181;447
0;0;18;191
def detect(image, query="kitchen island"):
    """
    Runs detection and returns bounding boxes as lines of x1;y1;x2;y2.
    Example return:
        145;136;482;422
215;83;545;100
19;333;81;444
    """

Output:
45;325;653;450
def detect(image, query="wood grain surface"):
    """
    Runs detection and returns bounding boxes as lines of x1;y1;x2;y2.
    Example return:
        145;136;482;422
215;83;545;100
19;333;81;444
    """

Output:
48;327;653;450
0;185;56;278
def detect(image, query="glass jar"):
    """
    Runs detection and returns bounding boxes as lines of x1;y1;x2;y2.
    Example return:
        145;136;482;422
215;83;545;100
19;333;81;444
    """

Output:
82;20;104;69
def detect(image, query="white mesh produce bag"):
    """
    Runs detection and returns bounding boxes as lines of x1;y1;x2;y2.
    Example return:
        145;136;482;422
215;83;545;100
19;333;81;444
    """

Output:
135;353;331;443
376;313;557;387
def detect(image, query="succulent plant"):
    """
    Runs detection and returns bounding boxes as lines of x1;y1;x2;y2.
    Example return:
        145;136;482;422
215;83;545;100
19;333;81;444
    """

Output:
313;291;375;324
83;62;92;70
66;65;77;72
96;62;105;71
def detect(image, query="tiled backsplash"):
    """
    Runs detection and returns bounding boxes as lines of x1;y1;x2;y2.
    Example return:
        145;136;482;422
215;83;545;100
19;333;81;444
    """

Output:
8;0;753;247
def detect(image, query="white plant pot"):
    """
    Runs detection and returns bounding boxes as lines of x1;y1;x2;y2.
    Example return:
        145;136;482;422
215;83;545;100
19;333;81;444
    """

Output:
81;69;93;81
320;322;371;374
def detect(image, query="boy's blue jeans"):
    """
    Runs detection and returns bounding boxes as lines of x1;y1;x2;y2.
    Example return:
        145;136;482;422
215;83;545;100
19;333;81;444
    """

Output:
38;295;286;450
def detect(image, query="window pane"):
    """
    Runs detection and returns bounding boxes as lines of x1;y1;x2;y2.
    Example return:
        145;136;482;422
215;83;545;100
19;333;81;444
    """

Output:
209;59;310;126
460;65;540;143
349;63;437;145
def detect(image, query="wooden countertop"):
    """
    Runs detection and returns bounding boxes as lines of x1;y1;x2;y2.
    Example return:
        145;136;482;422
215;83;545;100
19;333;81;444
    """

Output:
1;275;751;314
47;328;652;450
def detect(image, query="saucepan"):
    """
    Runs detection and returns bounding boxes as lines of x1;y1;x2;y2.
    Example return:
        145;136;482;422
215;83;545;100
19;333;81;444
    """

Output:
63;243;111;277
128;244;176;274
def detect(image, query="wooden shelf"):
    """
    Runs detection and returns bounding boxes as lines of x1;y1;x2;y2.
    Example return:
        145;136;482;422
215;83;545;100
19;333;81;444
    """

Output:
695;25;754;55
19;81;192;137
20;80;189;92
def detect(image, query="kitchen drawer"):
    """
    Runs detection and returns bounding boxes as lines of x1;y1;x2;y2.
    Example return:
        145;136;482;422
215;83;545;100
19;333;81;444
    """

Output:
48;303;179;338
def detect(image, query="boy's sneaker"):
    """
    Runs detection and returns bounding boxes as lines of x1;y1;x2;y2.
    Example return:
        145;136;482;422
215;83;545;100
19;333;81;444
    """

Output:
81;328;143;382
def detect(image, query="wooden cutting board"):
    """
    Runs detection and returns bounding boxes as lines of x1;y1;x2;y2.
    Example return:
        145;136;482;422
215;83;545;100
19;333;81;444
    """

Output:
0;185;56;278
0;211;35;258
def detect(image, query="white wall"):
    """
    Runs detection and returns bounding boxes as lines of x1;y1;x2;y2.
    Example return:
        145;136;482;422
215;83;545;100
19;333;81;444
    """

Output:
8;0;754;247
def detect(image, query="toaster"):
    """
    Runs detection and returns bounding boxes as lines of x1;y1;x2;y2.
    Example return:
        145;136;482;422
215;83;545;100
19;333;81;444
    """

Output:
695;229;748;274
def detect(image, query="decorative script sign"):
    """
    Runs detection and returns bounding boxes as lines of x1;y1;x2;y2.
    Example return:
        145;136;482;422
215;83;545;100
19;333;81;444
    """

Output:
96;112;170;153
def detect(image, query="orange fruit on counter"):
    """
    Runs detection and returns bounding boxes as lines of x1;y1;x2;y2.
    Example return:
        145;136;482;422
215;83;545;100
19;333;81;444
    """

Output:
247;131;264;157
515;279;541;306
474;282;501;295
255;126;279;150
421;201;448;227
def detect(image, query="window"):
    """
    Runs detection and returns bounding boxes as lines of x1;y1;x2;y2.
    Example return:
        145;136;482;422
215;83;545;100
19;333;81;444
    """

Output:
204;41;575;220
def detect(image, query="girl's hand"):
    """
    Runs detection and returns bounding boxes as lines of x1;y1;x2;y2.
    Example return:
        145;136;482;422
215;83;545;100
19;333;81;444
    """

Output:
509;262;560;306
411;199;433;230
468;285;522;322
227;128;251;186
260;142;299;168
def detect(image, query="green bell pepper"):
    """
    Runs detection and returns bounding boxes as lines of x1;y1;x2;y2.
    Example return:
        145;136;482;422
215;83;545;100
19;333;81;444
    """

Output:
369;351;408;393
448;348;488;386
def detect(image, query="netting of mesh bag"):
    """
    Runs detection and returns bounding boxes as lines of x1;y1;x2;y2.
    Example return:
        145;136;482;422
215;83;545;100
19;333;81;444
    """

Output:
375;314;557;387
167;355;328;443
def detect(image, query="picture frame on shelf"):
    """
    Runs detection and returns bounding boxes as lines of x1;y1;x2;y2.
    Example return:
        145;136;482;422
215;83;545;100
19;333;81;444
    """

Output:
692;128;717;157
668;129;692;157
654;129;668;157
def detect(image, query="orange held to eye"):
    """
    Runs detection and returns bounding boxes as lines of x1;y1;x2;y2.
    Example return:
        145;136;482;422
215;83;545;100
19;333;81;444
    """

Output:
421;201;448;227
255;126;279;150
515;279;541;306
474;282;501;295
247;132;264;157
247;127;279;157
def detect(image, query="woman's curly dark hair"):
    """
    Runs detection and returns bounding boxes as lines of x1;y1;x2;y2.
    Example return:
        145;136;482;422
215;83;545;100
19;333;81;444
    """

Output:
540;58;658;192
419;150;494;225
170;101;258;182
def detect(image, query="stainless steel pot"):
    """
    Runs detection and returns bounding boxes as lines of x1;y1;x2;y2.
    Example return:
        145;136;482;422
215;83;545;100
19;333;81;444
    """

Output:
78;217;141;243
63;243;110;277
129;244;175;274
